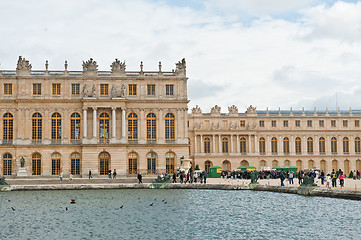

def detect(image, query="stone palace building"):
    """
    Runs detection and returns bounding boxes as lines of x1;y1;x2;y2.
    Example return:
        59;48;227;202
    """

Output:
0;56;360;178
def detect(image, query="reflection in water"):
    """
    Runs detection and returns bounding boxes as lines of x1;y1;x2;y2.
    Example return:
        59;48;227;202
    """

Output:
0;189;360;239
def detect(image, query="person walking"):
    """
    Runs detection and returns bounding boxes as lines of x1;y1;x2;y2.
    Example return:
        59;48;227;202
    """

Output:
357;170;361;180
326;174;331;189
137;172;142;184
180;171;184;184
113;169;117;179
89;170;92;179
331;169;337;187
69;174;73;181
353;170;356;180
203;170;207;184
320;170;325;185
59;172;63;182
172;172;177;183
298;171;304;185
339;171;345;188
194;171;198;183
280;171;285;186
288;171;294;184
108;169;112;179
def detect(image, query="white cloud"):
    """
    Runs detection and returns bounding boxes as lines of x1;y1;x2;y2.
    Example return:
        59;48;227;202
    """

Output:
1;0;361;113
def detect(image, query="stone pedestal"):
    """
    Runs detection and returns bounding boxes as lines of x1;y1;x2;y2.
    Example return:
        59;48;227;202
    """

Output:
17;167;28;177
180;159;192;173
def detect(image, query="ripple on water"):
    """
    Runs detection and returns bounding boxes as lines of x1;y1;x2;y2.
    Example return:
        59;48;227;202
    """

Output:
0;189;361;239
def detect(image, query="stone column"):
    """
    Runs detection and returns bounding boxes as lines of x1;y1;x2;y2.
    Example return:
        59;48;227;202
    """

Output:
139;109;145;143
194;135;197;154
219;135;222;153
236;135;240;153
176;108;180;141
112;107;116;139
212;134;216;154
200;134;204;153
184;108;188;139
92;107;97;138
120;107;126;143
230;135;234;153
158;108;164;143
83;107;87;138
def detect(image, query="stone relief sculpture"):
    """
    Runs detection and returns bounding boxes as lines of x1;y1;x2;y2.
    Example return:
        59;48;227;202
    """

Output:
111;85;118;98
175;58;186;74
246;105;257;114
82;84;88;97
120;84;126;97
82;58;98;72
228;105;238;114
16;56;32;71
211;105;221;114
110;59;126;72
90;85;96;97
191;105;202;115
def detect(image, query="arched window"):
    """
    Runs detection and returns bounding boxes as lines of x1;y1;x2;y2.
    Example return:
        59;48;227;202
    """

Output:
343;137;349;154
32;113;42;141
99;152;110;175
344;160;350;175
128;152;138;175
51;153;61;176
70;113;81;141
272;160;278;168
146;113;157;141
99;113;110;143
165;113;175;140
205;160;213;173
271;137;277;154
259;137;265;154
319;137;325;154
283;137;289;154
295;137;301;154
166;152;175;174
320;160;326;172
284;160;290;167
331;137;337;154
308;160;315;169
71;152;81;175
222;137;229;153
32;153;41;176
307;137;313;154
355;137;361;154
3;113;13;143
259;160;267;169
204;137;211;153
128;113;138;141
51;113;62;141
332;159;338;171
296;160;303;171
147;152;157;174
240;160;249;167
240;137;246;154
2;153;12;176
223;160;231;171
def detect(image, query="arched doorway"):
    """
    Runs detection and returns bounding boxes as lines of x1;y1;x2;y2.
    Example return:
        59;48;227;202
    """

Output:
222;160;231;171
99;152;110;175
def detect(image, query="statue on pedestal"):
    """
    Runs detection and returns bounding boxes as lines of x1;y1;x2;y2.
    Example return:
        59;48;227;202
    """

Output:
20;157;25;168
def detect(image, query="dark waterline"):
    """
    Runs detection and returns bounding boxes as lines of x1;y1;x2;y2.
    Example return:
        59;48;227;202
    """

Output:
1;189;360;240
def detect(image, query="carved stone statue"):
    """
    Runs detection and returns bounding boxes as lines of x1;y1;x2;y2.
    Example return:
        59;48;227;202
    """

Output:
20;157;25;168
82;58;98;72
16;56;32;71
82;84;88;97
90;85;96;97
110;59;126;72
211;105;221;114
175;58;186;74
228;105;238;114
111;85;118;98
246;105;257;114
250;171;259;184
191;105;202;115
120;84;126;97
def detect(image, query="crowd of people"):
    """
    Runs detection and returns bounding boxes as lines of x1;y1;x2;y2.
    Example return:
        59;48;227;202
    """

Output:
171;169;208;184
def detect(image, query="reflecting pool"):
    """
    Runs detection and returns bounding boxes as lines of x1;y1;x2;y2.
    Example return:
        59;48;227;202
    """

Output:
1;189;360;239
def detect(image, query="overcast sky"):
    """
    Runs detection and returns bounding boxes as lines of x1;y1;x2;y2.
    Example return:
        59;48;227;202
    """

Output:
1;0;361;113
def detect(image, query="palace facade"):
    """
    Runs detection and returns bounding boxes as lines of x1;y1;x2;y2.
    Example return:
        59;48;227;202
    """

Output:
0;56;360;178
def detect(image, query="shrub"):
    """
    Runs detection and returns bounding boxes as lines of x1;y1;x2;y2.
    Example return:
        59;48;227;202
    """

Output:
195;164;200;170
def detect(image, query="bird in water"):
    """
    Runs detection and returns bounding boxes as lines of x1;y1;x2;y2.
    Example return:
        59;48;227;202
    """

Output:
164;202;167;204
8;200;11;202
120;205;123;209
66;207;68;211
154;198;157;201
149;203;153;206
11;207;15;211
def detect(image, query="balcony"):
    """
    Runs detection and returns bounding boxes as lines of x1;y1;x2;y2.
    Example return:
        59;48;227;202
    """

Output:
2;140;13;145
165;139;176;144
128;139;138;144
51;139;62;144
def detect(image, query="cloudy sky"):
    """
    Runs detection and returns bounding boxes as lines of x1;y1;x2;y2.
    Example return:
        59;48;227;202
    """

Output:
1;0;361;113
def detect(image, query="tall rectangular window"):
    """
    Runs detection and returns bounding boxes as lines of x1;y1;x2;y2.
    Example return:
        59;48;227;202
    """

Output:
319;120;324;127
72;84;80;95
165;84;174;96
4;83;12;95
33;83;41;95
307;120;312;127
331;120;336;127
52;83;61;95
283;120;288;127
259;120;264;127
295;120;301;127
240;120;245;127
147;84;155;96
343;120;348;127
100;84;109;96
355;120;360;127
129;84;137;96
271;120;276;127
